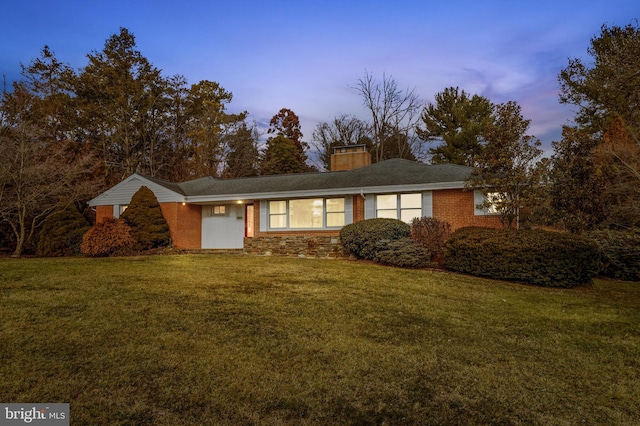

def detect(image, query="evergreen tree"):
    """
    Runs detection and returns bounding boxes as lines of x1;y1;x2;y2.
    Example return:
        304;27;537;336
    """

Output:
549;126;607;233
559;21;640;140
120;186;171;251
223;122;260;177
262;108;312;174
75;28;166;184
260;135;309;175
36;199;91;256
418;87;494;166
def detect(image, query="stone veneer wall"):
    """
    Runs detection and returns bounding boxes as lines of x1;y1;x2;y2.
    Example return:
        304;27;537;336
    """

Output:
244;236;349;258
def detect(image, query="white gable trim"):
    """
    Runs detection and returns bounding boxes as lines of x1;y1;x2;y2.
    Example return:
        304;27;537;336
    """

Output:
88;174;185;206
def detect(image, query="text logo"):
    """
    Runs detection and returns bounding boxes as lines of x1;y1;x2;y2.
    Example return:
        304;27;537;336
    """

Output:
1;404;69;426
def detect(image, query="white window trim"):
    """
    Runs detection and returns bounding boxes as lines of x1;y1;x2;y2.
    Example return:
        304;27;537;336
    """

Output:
374;193;424;223
114;204;128;218
267;197;346;230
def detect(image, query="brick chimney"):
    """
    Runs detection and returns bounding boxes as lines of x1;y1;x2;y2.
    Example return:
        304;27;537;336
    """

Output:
330;145;371;171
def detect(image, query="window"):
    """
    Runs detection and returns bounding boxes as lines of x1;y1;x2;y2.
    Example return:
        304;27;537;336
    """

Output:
268;198;345;229
290;199;323;228
474;190;500;215
269;201;287;228
326;198;345;227
400;193;422;222
376;193;422;223
211;205;226;215
485;192;500;214
376;194;397;219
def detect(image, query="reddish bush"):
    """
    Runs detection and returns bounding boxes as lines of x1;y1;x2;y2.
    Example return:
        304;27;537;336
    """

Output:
410;217;451;266
81;218;135;257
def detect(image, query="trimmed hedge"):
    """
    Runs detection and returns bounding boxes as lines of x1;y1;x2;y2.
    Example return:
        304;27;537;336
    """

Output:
340;218;410;260
589;229;640;281
443;227;600;288
374;238;430;268
120;186;171;251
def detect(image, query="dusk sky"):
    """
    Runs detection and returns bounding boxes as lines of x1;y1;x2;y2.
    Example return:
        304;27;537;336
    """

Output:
2;0;639;156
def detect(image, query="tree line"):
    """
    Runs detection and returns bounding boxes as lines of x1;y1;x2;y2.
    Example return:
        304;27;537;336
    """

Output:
1;22;639;256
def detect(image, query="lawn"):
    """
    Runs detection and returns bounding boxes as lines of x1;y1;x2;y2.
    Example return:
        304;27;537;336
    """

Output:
0;255;638;425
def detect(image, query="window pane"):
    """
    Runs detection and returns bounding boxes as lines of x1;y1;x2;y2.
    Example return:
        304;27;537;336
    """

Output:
270;214;286;228
401;193;421;209
269;201;286;214
269;201;286;228
486;192;500;214
212;205;226;215
377;209;398;219
401;209;422;223
326;198;344;212
377;194;396;210
290;199;323;228
326;212;344;227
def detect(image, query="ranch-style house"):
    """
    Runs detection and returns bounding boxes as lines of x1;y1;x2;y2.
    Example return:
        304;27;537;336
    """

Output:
88;146;501;256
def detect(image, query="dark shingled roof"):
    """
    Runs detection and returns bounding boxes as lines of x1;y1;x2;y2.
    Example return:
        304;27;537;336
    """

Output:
142;159;473;197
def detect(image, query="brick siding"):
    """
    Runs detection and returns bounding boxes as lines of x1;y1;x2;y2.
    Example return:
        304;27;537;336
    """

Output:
432;189;502;230
159;202;202;249
95;205;113;224
353;195;365;223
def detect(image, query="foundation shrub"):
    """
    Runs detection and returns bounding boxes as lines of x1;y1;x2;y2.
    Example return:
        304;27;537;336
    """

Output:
81;218;135;257
443;227;600;288
588;229;640;281
410;217;451;266
37;200;91;256
120;186;171;251
340;218;410;260
374;238;431;268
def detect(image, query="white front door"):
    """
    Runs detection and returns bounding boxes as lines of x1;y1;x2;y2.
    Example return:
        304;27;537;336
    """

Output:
201;204;245;249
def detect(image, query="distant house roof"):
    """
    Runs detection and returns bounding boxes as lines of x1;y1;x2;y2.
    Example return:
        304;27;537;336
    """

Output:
89;159;473;206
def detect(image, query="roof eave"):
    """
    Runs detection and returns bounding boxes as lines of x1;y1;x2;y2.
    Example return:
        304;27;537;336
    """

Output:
184;181;468;204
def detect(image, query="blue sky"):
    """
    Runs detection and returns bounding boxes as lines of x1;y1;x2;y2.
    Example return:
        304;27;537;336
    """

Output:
2;0;639;155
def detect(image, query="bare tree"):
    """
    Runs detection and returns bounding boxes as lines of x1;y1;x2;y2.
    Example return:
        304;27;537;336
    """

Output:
353;71;424;162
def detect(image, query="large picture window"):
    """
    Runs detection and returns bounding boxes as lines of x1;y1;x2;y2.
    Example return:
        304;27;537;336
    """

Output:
268;198;345;229
376;193;422;223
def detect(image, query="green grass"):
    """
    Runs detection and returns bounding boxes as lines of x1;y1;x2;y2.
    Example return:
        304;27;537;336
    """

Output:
1;255;638;425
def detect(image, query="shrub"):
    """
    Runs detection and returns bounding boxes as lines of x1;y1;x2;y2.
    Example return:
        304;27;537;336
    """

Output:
37;200;91;257
589;229;640;281
340;218;410;260
81;218;135;257
374;238;431;268
410;217;451;266
443;227;600;288
120;186;171;251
